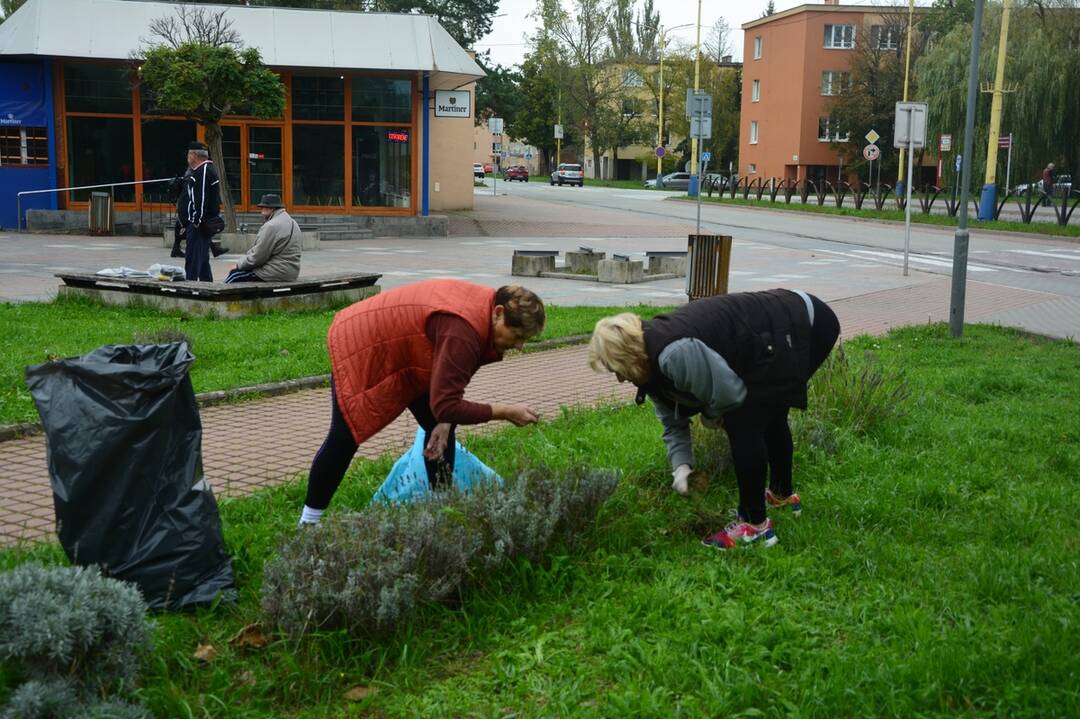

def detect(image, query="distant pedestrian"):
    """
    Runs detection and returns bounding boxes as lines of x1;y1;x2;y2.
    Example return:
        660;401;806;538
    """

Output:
167;168;191;258
298;280;546;526
183;141;222;282
1042;162;1055;207
224;194;301;283
588;289;840;549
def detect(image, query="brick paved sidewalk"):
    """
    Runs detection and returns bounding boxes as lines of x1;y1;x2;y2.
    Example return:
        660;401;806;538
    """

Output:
0;277;1061;546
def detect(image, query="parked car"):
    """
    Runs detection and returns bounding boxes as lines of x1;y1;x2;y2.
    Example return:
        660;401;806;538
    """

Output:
550;163;584;187
659;172;691;190
473;163;485;179
1014;173;1072;198
483;162;494;173
503;165;529;182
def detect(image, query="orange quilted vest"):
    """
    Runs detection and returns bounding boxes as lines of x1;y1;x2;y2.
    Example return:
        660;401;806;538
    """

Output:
327;279;498;444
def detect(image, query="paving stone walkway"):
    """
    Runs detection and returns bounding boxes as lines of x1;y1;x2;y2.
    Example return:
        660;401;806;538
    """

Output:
0;276;1060;546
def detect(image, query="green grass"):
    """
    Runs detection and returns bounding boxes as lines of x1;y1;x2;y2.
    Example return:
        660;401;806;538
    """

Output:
3;324;1079;716
0;297;672;426
677;194;1080;239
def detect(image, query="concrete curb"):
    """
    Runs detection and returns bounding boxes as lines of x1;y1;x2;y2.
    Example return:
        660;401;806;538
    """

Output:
0;335;594;443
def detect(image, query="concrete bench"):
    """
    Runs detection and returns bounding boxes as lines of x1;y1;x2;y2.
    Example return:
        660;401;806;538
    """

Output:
56;272;381;318
645;250;687;276
511;249;560;276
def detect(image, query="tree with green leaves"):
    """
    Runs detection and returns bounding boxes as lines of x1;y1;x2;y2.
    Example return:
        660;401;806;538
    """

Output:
475;59;524;126
511;52;565;173
916;1;1080;191
662;51;741;175
0;0;25;22
136;6;285;231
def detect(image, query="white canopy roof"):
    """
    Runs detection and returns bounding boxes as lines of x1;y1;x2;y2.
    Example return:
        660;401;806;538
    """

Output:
0;0;484;89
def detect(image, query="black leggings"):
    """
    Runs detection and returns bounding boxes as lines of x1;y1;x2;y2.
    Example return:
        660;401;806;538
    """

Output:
303;379;457;510
723;294;840;524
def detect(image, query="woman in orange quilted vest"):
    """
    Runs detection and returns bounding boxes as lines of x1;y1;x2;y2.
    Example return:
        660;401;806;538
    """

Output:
299;280;546;525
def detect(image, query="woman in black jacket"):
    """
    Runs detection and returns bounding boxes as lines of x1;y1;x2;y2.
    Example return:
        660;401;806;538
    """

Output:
588;288;840;549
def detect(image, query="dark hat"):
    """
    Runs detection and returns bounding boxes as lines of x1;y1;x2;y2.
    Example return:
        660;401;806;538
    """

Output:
256;193;285;209
187;141;208;152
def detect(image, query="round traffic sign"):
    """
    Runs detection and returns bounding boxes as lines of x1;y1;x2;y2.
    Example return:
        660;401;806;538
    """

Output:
863;144;881;161
655;146;666;158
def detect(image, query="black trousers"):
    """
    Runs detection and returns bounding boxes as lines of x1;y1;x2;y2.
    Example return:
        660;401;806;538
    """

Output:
184;223;213;282
303;378;457;510
722;294;841;524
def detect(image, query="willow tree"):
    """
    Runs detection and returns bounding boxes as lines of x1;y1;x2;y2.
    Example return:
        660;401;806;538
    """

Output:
135;7;285;231
916;1;1080;192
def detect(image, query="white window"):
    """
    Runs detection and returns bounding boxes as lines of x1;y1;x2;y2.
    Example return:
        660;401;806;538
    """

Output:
820;71;850;96
750;121;759;144
753;36;763;59
623;70;644;87
824;24;856;49
870;25;901;50
818;116;849;142
752;79;761;102
748;163;757;174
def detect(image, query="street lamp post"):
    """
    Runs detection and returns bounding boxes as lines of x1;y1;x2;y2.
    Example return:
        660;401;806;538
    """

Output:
689;0;703;196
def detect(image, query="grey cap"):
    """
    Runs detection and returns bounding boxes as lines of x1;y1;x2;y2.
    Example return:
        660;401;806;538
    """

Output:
256;193;285;208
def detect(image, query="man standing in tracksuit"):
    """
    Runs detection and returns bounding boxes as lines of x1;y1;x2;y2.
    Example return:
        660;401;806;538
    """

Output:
184;141;222;282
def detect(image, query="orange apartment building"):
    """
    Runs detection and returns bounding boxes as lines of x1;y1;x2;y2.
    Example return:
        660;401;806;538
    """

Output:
739;0;931;186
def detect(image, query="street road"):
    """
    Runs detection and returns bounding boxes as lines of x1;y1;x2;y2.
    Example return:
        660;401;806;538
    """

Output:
495;181;1080;298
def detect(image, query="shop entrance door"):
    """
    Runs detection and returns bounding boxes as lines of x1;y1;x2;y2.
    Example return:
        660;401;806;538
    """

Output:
247;126;282;206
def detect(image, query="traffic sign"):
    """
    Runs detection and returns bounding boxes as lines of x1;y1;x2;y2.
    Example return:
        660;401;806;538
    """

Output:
940;134;953;152
865;129;880;144
525;152;533;160
655;146;666;158
701;151;712;163
955;154;962;173
997;134;1012;149
488;117;504;135
553;124;563;139
893;102;928;149
863;144;881;161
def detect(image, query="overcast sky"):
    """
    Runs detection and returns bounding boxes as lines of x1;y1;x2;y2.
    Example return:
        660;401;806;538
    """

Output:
475;0;917;67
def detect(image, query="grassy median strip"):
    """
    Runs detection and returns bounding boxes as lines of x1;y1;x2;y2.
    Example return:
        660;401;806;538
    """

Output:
0;296;673;426
2;325;1078;716
677;194;1080;239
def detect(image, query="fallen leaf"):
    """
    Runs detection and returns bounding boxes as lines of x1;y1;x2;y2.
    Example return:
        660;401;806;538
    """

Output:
236;670;257;687
193;643;217;663
229;623;269;650
343;686;378;702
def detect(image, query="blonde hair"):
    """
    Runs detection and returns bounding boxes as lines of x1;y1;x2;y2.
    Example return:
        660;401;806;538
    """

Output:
588;313;649;384
495;285;545;336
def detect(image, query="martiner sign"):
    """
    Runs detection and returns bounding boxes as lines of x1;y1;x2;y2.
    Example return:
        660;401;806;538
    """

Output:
434;90;471;118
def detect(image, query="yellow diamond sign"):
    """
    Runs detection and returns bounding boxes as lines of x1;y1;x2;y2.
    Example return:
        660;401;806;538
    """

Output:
865;129;881;144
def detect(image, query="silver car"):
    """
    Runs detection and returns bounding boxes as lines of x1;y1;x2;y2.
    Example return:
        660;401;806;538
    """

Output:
659;172;691;190
550;163;584;187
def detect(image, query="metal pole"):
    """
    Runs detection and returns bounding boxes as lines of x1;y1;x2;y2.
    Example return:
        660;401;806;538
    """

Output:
979;0;1012;221
951;0;985;338
658;27;664;183
690;0;702;184
696;158;708;235
903;123;915;276
1005;134;1013;191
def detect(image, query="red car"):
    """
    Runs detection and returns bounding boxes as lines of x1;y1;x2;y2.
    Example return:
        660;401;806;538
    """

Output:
502;165;529;182
483;162;493;173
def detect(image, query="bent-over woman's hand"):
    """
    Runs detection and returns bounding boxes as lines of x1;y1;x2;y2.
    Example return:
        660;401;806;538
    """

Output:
424;422;452;460
493;403;540;427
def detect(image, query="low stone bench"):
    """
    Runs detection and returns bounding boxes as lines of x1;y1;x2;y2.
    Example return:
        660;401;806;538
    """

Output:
646;251;687;276
56;272;380;318
511;249;560;277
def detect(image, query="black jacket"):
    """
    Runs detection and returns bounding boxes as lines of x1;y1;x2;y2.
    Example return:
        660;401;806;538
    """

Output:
640;289;813;409
185;161;221;226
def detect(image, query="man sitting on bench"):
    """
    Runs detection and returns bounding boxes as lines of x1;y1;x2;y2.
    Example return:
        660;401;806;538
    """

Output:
224;194;302;284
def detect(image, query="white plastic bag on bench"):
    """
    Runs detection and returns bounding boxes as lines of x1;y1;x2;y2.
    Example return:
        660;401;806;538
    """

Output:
372;428;502;504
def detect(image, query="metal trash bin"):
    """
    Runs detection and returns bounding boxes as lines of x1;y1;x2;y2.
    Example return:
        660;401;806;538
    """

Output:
686;234;732;300
88;191;113;236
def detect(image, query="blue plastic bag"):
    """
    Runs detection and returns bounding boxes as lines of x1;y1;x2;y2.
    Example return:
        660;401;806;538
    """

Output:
372;428;503;504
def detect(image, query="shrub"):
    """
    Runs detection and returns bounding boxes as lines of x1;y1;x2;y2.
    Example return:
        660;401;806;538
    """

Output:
0;564;152;718
805;342;910;440
261;469;619;638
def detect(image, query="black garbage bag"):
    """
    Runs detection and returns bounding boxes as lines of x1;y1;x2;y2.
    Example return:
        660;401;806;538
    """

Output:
25;342;235;610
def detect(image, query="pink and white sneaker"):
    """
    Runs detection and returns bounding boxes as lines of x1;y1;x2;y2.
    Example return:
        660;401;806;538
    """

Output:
765;489;802;516
723;518;779;547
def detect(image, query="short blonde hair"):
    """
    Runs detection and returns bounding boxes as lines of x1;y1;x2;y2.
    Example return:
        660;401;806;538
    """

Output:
588;313;649;384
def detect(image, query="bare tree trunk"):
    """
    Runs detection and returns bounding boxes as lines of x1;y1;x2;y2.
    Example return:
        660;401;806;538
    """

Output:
204;122;237;232
591;142;602;181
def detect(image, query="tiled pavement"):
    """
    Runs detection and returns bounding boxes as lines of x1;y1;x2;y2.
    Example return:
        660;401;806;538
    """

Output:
0;275;1062;546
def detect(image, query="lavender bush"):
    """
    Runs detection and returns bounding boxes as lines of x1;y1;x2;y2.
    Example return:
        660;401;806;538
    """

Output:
262;469;619;638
